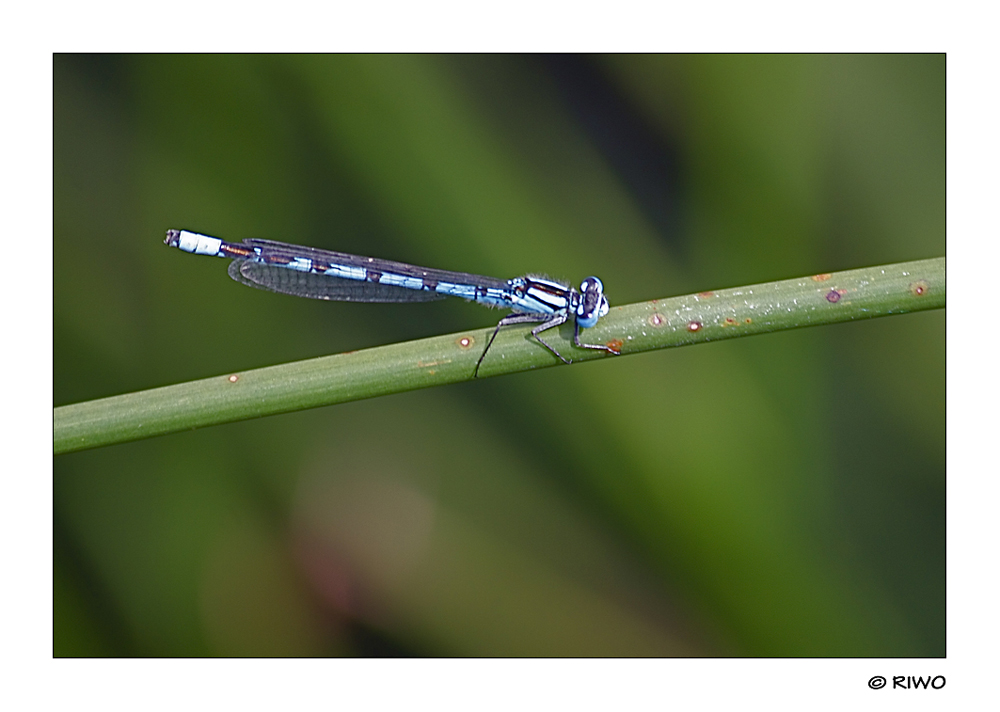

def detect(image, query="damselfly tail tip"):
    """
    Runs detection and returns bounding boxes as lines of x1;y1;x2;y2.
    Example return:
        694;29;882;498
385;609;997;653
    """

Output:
164;229;182;247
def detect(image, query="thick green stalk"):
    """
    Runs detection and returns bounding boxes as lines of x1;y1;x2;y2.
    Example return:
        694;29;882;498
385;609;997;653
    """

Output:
54;257;944;454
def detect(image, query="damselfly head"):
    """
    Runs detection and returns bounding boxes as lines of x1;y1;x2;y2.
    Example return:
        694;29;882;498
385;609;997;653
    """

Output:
576;276;609;328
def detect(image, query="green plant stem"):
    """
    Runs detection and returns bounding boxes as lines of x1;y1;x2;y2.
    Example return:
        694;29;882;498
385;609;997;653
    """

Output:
54;257;944;454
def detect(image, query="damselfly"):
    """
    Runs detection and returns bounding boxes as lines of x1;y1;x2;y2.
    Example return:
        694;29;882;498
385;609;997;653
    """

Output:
164;229;618;375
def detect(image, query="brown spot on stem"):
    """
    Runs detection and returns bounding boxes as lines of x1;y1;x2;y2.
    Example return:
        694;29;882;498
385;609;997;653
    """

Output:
417;359;449;368
648;313;666;327
456;336;475;350
687;321;702;332
606;339;624;354
910;280;929;296
812;273;832;282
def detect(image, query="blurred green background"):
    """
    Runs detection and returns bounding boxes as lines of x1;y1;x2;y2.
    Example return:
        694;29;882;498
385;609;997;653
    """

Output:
54;54;944;657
